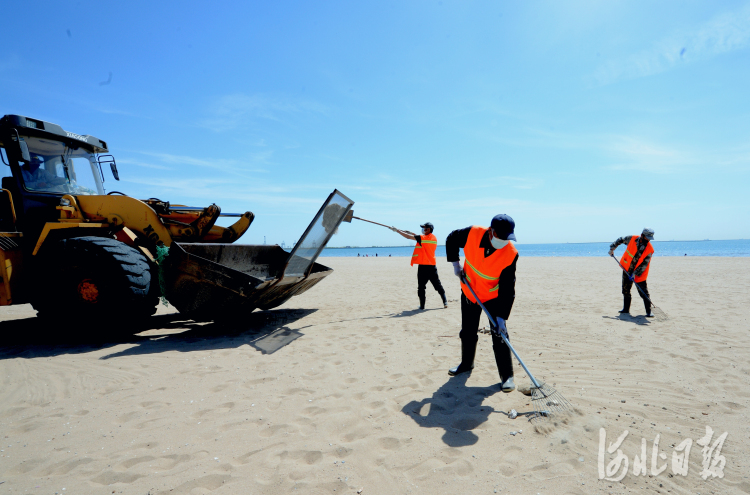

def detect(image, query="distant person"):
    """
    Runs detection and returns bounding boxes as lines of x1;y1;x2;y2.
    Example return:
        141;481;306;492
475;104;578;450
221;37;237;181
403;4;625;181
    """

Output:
608;228;655;317
357;253;360;257
445;214;518;393
392;222;448;310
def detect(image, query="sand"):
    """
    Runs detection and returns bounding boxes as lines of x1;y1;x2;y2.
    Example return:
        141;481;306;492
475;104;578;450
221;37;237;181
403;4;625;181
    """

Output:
1;257;749;494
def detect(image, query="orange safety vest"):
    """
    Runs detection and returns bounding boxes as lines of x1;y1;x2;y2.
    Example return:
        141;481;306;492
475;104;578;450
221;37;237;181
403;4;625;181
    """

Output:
460;226;518;303
411;233;438;266
620;236;654;283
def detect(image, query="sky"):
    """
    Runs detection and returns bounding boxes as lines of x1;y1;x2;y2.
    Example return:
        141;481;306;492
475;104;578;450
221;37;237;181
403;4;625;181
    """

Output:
2;1;749;247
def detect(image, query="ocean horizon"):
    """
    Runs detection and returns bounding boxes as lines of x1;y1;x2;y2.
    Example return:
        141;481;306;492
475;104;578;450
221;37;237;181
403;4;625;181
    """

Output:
316;239;750;257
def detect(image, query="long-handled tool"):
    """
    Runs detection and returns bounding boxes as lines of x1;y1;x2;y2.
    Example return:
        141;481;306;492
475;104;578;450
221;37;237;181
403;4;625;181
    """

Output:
459;273;573;423
341;210;414;234
610;254;668;321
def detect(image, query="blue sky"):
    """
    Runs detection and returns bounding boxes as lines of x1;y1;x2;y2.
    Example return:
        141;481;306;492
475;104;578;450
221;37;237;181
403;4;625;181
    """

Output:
3;1;749;246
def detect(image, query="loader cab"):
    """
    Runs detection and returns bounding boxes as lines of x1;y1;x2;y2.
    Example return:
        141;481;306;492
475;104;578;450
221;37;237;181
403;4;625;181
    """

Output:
0;114;119;240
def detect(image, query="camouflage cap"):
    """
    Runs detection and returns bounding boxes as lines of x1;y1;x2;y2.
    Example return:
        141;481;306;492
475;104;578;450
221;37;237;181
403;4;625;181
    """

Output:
641;228;655;240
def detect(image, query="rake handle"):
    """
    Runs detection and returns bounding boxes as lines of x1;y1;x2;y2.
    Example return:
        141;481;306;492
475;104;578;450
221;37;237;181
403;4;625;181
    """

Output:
352;216;417;236
352;216;395;230
459;273;542;389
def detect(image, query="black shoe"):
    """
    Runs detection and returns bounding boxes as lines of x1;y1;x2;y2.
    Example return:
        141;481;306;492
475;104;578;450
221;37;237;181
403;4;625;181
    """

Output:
448;364;474;376
645;313;654;318
618;309;630;314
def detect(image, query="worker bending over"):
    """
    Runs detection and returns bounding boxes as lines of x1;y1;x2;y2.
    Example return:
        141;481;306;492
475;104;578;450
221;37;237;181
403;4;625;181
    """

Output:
609;228;655;317
445;214;518;393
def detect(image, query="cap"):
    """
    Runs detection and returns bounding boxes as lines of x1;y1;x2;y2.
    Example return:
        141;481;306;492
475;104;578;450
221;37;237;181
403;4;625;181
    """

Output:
641;228;654;240
491;214;516;241
420;222;434;231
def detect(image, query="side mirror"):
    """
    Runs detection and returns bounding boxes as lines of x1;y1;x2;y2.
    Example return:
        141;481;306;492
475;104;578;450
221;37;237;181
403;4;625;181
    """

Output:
97;155;120;181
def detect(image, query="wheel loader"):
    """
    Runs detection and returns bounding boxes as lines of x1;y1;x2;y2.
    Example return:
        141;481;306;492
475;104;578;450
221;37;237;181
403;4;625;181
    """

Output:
0;114;353;324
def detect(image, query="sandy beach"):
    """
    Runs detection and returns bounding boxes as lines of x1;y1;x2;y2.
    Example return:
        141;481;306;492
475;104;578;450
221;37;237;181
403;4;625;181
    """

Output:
1;256;749;494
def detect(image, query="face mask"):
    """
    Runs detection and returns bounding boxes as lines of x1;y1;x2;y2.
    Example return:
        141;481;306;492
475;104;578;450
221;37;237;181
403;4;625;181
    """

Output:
490;237;509;249
422;229;429;235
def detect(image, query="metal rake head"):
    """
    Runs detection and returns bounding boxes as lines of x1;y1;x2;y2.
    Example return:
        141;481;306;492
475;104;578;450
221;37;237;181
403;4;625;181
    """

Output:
530;382;575;424
650;305;669;322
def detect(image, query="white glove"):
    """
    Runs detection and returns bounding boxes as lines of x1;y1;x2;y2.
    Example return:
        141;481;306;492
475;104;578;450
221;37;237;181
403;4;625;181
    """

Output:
493;317;508;339
452;261;462;278
608;249;614;256
390;227;398;232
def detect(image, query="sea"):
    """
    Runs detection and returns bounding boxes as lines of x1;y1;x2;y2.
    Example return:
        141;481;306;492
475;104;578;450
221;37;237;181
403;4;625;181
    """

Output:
319;239;750;258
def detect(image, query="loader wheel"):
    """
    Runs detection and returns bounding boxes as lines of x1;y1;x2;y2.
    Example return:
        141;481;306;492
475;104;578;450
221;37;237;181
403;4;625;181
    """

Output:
31;236;159;325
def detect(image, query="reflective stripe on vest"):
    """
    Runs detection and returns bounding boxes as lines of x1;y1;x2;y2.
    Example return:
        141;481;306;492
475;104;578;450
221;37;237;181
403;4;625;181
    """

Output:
411;233;438;266
619;236;654;283
464;257;500;281
460;226;518;303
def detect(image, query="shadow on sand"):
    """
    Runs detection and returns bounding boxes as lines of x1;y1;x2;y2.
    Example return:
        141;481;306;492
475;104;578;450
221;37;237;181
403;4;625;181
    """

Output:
602;313;652;326
322;307;445;327
0;308;317;361
401;373;509;447
390;307;443;318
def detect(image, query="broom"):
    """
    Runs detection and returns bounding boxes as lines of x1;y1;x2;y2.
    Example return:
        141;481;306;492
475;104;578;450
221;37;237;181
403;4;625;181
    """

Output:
459;273;574;423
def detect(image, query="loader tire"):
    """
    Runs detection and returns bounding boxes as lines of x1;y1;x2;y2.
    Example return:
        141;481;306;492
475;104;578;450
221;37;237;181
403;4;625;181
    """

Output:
31;236;159;325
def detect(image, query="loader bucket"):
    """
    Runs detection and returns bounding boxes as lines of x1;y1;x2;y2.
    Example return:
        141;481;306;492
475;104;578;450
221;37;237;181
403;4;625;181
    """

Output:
162;189;353;317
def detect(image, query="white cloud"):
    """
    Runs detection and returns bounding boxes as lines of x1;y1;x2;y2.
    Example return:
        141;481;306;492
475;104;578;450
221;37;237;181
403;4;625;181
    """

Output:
201;93;329;132
602;135;750;174
120;175;324;208
603;136;692;173
711;143;750;172
478;124;738;175
92;106;140;118
593;3;750;85
117;158;173;171
317;176;543;222
124;150;270;176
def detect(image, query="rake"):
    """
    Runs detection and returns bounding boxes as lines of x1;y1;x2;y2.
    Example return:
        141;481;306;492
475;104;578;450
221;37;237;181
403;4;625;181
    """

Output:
459;273;574;424
610;254;668;322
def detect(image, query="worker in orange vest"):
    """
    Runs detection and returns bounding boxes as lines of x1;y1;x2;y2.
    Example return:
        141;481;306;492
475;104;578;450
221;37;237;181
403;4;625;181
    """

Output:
444;214;519;393
392;222;448;310
608;228;655;317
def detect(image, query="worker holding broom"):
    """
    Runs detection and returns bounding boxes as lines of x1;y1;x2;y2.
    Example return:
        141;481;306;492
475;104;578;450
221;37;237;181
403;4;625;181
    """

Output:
392;222;448;310
608;228;655;317
445;214;518;393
